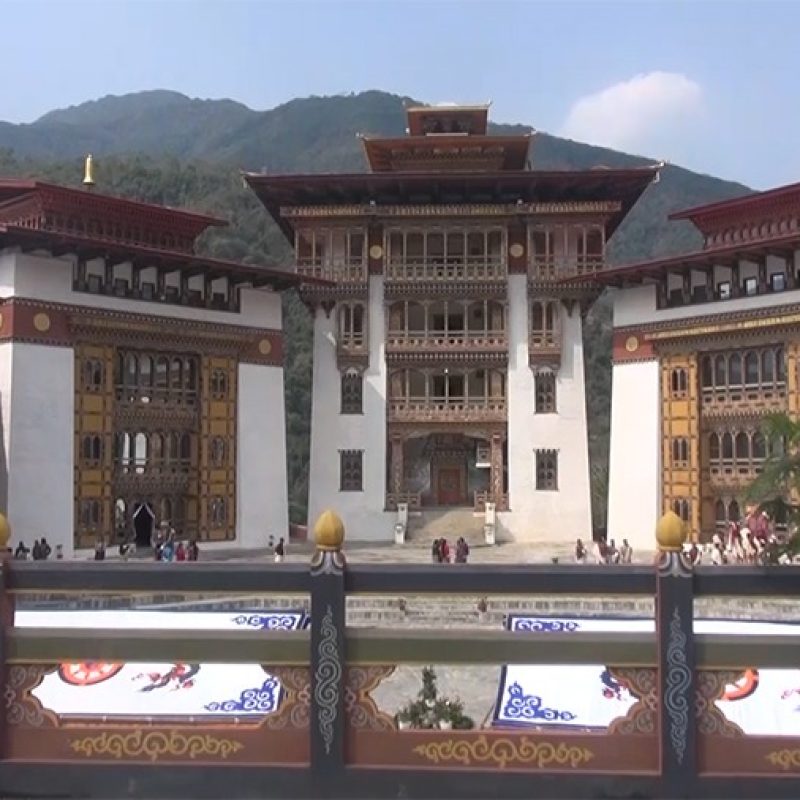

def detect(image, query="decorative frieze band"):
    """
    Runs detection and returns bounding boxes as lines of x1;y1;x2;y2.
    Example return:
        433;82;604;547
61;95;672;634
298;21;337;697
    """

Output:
0;297;283;366
280;201;621;219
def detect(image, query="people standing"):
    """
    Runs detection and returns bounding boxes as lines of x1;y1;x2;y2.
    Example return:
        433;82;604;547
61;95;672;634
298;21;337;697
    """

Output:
39;538;52;560
574;539;587;564
455;537;469;564
14;541;29;560
439;538;451;564
619;539;633;564
431;539;440;564
175;541;187;562
187;540;199;561
94;536;106;561
274;537;285;563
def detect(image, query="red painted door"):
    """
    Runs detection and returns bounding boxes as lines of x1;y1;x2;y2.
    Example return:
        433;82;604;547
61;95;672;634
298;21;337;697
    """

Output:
437;466;463;505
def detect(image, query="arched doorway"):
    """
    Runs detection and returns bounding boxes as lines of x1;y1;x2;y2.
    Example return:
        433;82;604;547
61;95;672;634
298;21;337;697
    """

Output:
133;502;155;548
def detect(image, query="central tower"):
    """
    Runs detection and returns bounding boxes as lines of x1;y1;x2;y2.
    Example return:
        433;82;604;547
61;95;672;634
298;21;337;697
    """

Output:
247;102;656;542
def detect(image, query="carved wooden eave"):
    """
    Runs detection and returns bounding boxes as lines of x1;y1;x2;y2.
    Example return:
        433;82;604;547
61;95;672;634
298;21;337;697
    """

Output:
527;279;602;303
528;346;562;369
336;351;369;372
385;350;508;368
280;201;622;220
115;404;199;430
387;421;507;440
299;283;368;305
384;280;507;300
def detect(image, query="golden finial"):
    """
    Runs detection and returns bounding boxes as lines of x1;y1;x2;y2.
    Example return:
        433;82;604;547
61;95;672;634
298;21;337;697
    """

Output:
82;154;95;189
655;510;687;552
0;512;10;550
313;510;345;552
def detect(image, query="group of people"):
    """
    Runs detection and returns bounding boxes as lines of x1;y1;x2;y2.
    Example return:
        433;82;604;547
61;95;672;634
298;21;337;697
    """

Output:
150;523;199;562
574;537;633;565
431;537;470;564
704;508;793;565
13;538;61;560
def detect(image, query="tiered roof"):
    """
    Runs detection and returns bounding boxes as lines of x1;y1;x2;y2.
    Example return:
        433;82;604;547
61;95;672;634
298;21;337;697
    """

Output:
246;102;659;241
0;178;313;290
589;181;800;287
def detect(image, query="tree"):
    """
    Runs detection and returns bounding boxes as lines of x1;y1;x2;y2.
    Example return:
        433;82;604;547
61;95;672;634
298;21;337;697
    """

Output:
746;412;800;561
395;667;474;730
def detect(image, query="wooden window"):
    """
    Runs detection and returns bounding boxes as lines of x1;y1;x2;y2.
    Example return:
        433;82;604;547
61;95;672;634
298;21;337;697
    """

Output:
717;281;731;300
211;369;228;399
210;437;226;467
340;372;363;415
743;276;758;296
670;368;688;396
535;449;558;491
339;450;363;492
83;359;104;391
81;435;103;466
79;499;101;529
671;438;689;467
672;498;690;522
534;372;556;414
209;496;227;527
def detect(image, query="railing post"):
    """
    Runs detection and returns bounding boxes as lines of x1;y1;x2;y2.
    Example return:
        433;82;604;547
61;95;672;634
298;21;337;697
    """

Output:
309;510;347;782
655;511;696;798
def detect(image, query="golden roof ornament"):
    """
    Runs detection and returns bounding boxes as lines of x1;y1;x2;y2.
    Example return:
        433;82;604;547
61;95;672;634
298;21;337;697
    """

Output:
313;510;345;551
82;154;95;189
655;510;687;551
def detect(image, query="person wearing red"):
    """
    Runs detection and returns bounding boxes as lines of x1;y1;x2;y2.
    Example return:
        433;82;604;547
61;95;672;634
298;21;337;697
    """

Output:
175;541;186;562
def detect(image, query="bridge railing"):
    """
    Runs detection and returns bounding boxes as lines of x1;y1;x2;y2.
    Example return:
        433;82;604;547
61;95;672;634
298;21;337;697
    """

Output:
2;511;800;799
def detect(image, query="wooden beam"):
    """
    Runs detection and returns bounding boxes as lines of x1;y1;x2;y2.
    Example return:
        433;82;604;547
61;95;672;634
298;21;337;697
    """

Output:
7;628;310;664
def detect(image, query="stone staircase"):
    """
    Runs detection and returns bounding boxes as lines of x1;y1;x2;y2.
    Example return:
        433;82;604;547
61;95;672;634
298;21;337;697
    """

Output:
408;507;487;545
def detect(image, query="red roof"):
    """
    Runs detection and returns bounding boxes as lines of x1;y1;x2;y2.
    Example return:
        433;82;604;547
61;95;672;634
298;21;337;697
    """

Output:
669;182;799;223
245;166;660;241
0;223;328;290
0;179;225;229
580;230;800;287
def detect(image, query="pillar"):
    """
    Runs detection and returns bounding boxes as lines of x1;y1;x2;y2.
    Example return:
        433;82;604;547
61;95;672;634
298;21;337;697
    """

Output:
390;433;404;496
489;433;504;507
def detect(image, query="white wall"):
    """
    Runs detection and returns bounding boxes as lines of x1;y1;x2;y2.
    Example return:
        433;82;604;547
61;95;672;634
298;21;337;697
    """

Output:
236;362;288;549
307;276;392;539
607;359;660;552
1;251;282;329
613;278;800;328
502;274;593;542
4;342;74;556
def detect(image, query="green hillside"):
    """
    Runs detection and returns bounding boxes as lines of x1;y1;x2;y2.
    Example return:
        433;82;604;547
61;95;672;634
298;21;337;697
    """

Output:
0;90;755;527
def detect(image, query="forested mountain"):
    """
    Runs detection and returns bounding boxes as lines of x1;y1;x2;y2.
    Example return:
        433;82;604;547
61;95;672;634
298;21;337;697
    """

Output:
0;90;755;526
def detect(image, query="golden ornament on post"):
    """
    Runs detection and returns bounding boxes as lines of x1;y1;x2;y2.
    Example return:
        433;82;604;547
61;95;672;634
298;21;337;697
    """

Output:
313;510;345;551
0;512;10;551
655;510;687;551
83;154;95;188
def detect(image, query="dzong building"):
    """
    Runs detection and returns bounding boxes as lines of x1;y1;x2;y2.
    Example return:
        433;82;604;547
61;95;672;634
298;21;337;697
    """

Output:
0;161;308;557
247;103;658;542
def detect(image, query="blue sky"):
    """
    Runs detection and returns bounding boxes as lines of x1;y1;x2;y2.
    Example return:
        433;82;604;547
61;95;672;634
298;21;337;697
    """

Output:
2;0;798;188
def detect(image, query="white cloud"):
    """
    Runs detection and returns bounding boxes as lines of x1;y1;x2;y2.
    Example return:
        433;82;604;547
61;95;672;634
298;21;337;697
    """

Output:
560;72;704;158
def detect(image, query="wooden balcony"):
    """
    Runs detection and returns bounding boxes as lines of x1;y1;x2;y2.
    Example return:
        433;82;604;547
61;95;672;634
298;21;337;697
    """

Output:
700;385;787;417
385;257;507;284
706;463;763;488
386;330;507;354
388;396;507;423
529;256;604;281
337;333;369;362
295;258;367;283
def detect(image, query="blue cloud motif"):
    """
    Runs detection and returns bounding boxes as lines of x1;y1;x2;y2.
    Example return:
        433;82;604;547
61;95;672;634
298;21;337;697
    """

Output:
502;682;577;722
204;677;281;714
231;613;304;631
510;618;580;633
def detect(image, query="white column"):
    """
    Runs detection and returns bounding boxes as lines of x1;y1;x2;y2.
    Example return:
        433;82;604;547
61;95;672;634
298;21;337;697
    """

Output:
607;359;661;552
237;362;289;548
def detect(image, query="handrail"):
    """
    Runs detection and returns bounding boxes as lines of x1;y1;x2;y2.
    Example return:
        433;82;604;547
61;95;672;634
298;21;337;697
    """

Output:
8;562;800;598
